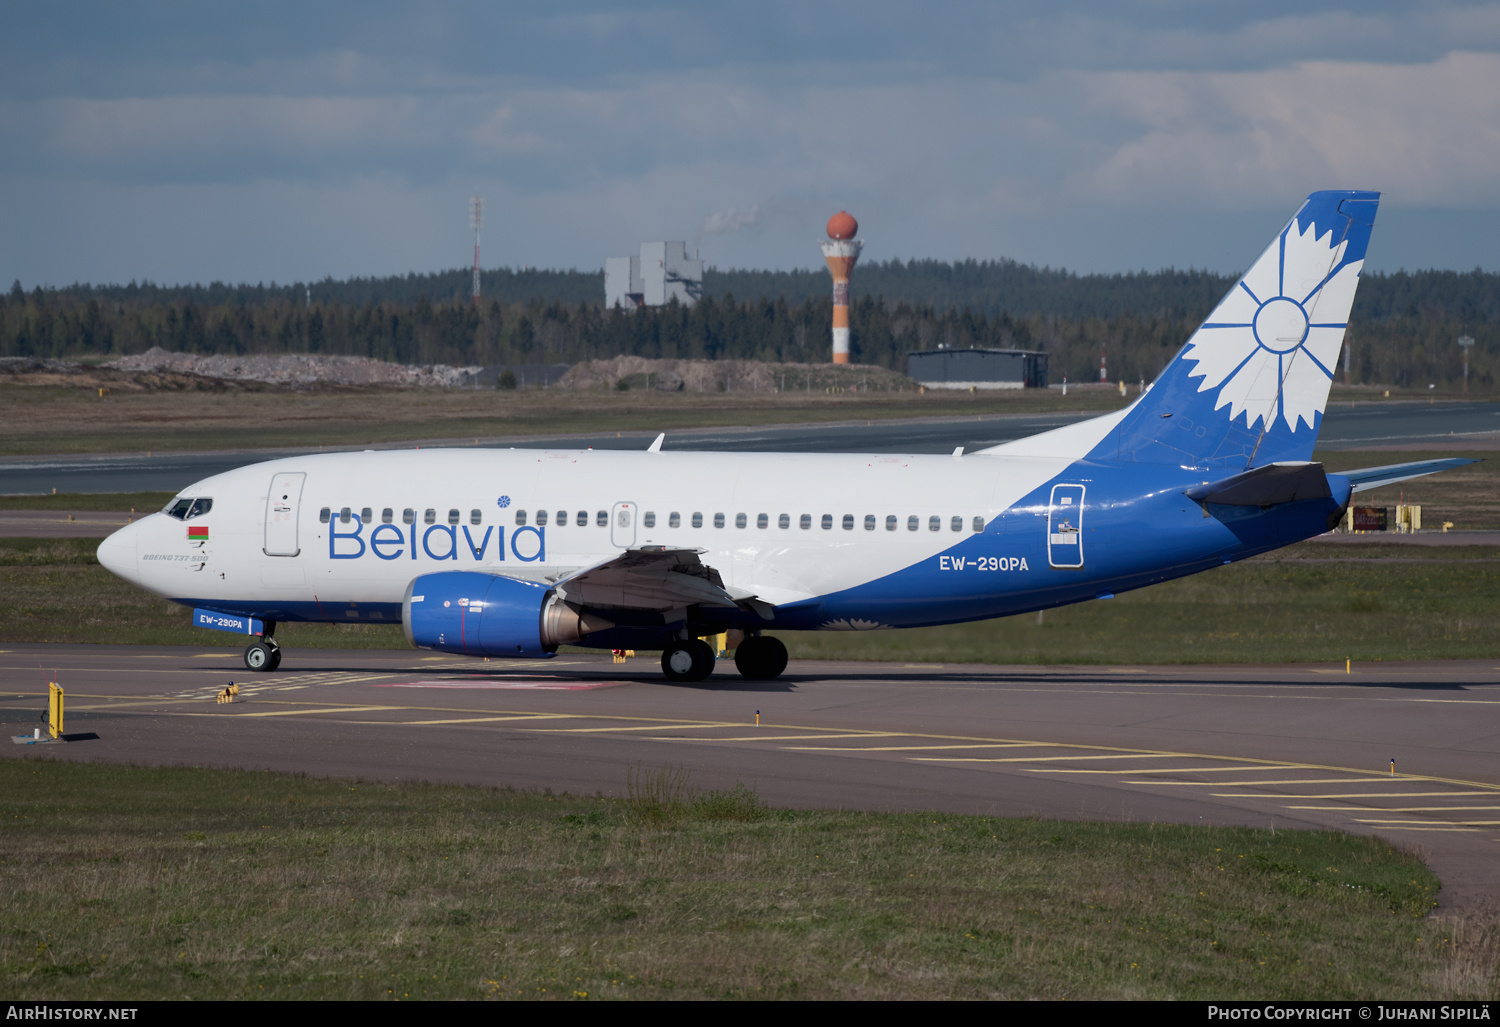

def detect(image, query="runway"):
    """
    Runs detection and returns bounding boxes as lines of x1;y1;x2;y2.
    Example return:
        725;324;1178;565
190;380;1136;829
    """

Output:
5;643;1498;909
3;399;1497;495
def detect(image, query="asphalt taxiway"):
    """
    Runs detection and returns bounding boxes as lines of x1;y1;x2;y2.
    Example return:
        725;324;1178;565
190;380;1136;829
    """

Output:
4;644;1497;909
4;399;1496;495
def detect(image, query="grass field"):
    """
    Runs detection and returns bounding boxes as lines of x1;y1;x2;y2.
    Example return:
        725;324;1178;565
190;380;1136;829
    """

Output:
4;537;1499;664
0;382;1131;457
4;758;1493;1000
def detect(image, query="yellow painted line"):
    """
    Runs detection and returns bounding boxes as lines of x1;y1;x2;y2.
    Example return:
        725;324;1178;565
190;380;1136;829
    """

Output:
686;732;903;743
1286;806;1500;812
403;714;577;726
913;753;1167;764
1355;819;1500;826
1346;826;1481;833
783;743;1041;752
1212;791;1500;799
529;723;726;734
1037;766;1301;775
237;705;400;718
1114;777;1398;786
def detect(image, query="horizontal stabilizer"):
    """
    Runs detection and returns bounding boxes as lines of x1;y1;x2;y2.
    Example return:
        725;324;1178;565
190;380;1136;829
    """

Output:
1339;458;1477;493
1185;462;1332;507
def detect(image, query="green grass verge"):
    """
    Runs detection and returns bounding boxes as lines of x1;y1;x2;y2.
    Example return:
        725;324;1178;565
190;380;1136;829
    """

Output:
4;539;1499;663
0;493;176;512
3;758;1486;1000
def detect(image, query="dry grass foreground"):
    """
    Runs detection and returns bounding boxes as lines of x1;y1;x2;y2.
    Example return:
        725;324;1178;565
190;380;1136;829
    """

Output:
2;758;1495;1001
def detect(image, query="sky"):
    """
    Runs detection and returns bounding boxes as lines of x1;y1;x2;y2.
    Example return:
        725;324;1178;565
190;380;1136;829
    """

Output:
4;1;1500;288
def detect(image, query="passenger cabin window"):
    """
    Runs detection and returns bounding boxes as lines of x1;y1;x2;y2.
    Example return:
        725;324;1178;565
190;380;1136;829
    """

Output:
596;510;607;527
555;510;567;527
734;513;746;529
800;514;811;530
402;508;415;525
361;507;372;523
950;516;963;532
643;512;656;528
821;514;833;530
575;511;587;527
471;509;482;526
535;510;548;526
779;514;790;529
669;512;681;528
448;509;460;525
424;509;436;525
929;516;941;532
972;516;984;532
886;515;897;531
908;515;919;532
713;513;725;529
515;510;528;526
187;498;213;519
756;513;768;529
864;515;876;531
692;513;703;528
340;507;352;524
382;508;394;524
842;514;855;530
318;507;331;524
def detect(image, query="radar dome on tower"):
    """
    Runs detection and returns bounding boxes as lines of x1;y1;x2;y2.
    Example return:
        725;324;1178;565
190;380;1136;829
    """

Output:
826;211;858;241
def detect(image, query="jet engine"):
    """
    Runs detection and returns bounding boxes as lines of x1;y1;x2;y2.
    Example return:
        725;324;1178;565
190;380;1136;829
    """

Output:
402;571;612;657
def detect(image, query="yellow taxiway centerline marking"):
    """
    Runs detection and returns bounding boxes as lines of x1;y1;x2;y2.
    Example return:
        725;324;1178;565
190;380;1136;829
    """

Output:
782;742;1042;752
1212;791;1500;799
1355;819;1500;826
237;706;401;718
402;714;577;726
686;732;903;742
1285;806;1500;812
1037;766;1316;775
1112;777;1401;786
528;723;726;734
914;753;1168;763
1344;826;1482;832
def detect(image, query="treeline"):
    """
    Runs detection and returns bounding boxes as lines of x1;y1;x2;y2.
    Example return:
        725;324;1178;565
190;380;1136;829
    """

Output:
33;261;1500;323
3;279;1495;390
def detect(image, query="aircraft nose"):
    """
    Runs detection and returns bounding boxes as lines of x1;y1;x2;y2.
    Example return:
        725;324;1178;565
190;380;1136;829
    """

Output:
97;520;141;581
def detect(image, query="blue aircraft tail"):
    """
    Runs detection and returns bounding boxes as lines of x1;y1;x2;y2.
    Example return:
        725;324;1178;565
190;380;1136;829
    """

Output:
1098;190;1378;470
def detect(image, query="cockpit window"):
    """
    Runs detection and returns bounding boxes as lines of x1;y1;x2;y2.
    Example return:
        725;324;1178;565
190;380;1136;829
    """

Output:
187;498;213;519
167;497;213;520
167;499;193;520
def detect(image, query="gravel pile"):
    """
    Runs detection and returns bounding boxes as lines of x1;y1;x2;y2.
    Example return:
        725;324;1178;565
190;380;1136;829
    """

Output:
103;347;483;387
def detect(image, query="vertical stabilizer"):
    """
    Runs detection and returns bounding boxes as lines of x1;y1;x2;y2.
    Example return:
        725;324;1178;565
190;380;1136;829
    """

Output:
1102;190;1378;470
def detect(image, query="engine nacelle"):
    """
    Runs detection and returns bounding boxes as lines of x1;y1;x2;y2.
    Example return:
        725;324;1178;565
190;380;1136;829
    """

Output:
402;571;613;658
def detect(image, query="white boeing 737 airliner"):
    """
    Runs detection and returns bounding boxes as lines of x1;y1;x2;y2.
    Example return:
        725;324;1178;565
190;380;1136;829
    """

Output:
96;191;1471;681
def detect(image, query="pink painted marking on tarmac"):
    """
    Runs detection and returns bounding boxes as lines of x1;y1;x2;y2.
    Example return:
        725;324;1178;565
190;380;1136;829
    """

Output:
373;678;626;691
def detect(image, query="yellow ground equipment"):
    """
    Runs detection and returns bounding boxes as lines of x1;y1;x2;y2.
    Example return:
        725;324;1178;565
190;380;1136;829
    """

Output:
216;682;240;704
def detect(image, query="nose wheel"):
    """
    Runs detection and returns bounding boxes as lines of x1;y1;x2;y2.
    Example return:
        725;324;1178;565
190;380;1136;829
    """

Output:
244;638;281;672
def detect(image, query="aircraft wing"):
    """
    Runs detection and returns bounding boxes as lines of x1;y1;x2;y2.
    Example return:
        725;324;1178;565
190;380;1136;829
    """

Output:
548;546;777;620
1335;458;1477;493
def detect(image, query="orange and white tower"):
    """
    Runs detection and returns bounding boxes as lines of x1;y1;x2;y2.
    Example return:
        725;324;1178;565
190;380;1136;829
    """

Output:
821;211;862;364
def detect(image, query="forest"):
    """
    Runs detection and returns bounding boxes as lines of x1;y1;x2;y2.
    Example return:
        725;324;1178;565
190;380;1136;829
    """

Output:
4;259;1498;389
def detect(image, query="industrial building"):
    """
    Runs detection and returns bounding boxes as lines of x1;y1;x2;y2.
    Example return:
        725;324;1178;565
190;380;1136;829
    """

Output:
906;348;1049;390
605;242;704;309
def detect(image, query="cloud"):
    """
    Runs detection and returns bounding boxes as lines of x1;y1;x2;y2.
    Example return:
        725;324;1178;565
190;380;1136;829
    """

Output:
1075;51;1500;207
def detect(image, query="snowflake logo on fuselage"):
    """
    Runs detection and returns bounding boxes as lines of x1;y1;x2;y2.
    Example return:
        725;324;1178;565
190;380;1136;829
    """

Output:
1181;214;1362;433
496;495;511;509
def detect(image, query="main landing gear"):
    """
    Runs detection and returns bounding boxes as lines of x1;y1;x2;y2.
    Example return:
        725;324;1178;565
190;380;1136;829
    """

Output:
243;628;281;672
659;635;789;683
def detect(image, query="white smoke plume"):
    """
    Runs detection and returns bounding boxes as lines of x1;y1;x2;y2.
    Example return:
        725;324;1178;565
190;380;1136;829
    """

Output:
694;204;761;250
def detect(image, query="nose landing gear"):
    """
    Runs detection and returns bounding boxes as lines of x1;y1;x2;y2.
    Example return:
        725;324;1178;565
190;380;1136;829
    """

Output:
243;634;281;672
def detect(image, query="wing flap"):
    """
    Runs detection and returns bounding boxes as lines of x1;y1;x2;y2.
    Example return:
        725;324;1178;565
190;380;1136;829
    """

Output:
552;545;775;616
